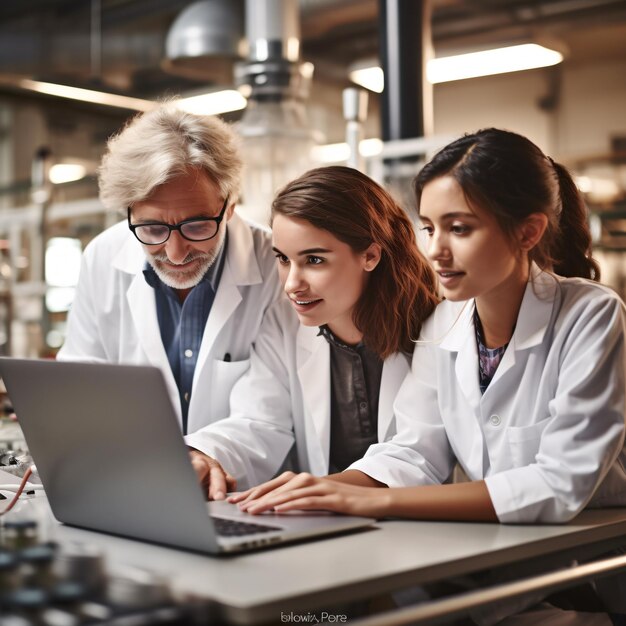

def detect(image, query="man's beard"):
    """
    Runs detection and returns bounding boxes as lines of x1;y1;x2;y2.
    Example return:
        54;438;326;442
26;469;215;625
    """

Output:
146;230;225;290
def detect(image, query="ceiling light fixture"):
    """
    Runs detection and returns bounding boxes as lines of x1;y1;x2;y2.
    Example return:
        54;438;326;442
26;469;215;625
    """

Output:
1;77;247;115
312;138;383;163
15;78;155;111
350;44;564;92
175;90;247;115
49;163;87;185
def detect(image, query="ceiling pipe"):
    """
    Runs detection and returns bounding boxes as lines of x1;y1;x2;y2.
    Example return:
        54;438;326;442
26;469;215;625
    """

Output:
376;0;434;214
235;0;318;224
378;0;433;142
236;0;305;100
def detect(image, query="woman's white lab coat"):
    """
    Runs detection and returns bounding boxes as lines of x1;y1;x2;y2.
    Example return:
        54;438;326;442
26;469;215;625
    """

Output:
350;266;626;523
184;298;411;490
57;213;281;434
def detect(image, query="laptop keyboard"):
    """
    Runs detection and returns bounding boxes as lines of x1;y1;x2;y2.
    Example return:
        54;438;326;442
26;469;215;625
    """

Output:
211;516;283;537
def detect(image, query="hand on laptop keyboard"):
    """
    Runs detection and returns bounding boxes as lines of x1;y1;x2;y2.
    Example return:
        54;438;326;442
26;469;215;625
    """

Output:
189;449;237;501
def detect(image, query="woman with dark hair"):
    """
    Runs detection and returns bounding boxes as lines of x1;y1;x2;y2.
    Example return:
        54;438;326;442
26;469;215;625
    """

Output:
238;129;626;527
186;165;438;496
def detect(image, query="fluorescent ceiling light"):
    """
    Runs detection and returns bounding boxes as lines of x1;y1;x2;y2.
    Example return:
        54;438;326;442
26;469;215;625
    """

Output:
175;90;246;115
429;44;563;83
49;163;87;184
45;237;82;287
4;78;247;115
575;175;620;202
350;44;564;92
16;78;155;111
312;138;383;163
350;67;385;94
575;176;593;193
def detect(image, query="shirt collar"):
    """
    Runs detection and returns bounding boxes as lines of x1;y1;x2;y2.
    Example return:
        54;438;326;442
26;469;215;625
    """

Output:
318;325;365;353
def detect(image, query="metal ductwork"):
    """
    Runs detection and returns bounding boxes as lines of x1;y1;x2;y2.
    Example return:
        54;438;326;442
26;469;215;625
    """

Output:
235;0;306;100
162;0;245;84
235;0;319;224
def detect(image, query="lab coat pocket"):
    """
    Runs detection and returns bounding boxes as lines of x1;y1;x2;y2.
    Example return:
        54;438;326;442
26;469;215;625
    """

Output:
211;358;251;418
506;417;551;467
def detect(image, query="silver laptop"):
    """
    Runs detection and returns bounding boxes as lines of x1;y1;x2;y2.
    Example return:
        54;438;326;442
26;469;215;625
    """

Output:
0;358;374;554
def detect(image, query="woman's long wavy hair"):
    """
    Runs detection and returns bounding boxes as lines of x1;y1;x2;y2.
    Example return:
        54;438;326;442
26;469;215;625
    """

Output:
413;128;600;281
271;166;439;358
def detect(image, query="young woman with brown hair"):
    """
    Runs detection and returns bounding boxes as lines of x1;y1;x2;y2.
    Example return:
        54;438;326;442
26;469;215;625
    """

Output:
186;165;439;498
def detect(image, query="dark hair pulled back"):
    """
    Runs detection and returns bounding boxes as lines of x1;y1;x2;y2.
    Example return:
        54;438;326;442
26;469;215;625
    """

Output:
413;128;600;281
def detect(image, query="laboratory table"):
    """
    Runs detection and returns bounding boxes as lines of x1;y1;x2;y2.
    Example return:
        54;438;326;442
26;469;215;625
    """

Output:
11;497;626;625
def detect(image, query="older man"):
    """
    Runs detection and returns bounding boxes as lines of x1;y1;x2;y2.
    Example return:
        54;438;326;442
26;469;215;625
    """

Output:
58;104;281;450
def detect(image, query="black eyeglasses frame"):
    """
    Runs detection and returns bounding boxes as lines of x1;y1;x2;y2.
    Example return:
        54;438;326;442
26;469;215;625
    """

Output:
127;197;229;245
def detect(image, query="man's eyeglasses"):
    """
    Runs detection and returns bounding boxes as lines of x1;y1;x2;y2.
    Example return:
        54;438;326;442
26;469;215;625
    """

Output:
127;197;229;245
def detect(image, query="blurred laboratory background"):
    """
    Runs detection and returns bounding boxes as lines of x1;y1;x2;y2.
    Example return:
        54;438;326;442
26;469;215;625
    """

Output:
0;0;624;364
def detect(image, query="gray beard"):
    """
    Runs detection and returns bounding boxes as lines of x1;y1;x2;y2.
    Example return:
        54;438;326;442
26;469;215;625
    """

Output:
145;230;225;291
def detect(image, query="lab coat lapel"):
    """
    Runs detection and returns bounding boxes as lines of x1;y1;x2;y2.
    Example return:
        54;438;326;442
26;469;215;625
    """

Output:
195;260;241;373
377;353;410;442
487;265;557;389
455;331;482;416
511;266;557;349
115;237;172;376
194;214;261;379
113;232;181;419
439;302;482;414
125;272;180;402
297;326;331;475
438;303;484;474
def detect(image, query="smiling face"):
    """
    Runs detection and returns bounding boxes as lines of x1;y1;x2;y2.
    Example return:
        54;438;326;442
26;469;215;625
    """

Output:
272;214;380;345
419;175;527;304
130;168;233;291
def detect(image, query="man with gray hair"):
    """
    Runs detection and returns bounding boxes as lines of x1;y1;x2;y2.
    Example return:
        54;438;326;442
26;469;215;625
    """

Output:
58;104;281;463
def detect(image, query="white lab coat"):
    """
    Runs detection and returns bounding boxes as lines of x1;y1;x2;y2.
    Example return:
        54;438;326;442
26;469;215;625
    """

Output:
184;298;411;490
58;212;281;434
350;266;626;523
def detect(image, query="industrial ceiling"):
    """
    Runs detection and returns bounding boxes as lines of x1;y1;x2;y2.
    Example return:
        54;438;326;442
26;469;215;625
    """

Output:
0;0;625;107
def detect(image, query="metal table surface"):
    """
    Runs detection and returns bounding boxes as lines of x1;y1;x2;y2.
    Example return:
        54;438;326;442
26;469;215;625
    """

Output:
12;497;626;625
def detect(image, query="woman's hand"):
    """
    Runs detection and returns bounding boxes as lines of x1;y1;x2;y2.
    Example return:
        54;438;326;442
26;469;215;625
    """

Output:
227;471;298;505
233;472;390;518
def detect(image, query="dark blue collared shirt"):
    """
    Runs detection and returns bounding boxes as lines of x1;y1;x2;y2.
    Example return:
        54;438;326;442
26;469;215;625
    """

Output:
143;235;228;434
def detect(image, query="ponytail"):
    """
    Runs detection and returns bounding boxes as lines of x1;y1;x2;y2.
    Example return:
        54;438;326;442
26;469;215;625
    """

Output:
550;160;601;281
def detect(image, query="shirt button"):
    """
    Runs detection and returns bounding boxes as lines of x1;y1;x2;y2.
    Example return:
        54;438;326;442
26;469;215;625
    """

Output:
184;349;193;358
184;392;190;402
359;402;368;410
489;414;501;427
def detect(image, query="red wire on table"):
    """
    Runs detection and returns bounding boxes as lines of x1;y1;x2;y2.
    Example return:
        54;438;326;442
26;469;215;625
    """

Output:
0;467;33;516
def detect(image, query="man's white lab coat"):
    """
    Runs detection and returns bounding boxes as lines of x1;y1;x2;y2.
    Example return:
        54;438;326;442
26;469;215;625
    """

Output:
58;212;281;434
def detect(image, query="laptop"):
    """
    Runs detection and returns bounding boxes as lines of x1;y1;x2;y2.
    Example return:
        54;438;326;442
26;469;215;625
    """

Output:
0;358;374;554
